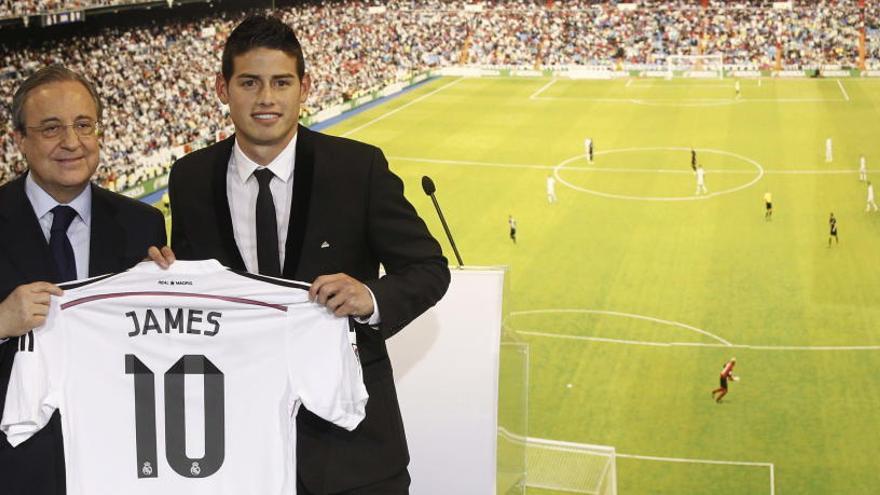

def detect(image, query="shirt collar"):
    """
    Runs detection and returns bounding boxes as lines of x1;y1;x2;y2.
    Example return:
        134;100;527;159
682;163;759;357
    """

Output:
232;133;298;185
24;172;92;226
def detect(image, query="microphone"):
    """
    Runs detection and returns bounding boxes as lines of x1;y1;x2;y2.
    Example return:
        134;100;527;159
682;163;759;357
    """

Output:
421;176;464;268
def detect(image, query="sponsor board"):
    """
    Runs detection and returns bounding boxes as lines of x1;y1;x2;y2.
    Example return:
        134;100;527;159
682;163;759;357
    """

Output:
314;106;343;122
645;70;669;78
567;70;612;80
686;71;719;78
775;70;804;78
381;82;406;96
123;185;145;199
440;67;485;77
731;70;761;78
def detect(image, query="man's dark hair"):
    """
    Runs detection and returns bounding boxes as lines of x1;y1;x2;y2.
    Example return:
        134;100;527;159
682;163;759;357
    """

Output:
11;64;103;134
222;15;306;81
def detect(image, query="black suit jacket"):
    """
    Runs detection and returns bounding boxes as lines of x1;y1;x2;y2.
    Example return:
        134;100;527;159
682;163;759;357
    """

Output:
169;127;450;493
0;174;166;495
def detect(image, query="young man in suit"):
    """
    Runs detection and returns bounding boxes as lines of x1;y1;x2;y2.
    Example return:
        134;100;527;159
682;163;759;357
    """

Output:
165;16;450;494
0;65;167;495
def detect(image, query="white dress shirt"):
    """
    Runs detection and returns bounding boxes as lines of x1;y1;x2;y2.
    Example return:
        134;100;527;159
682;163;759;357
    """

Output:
226;135;379;325
25;172;92;280
227;135;297;273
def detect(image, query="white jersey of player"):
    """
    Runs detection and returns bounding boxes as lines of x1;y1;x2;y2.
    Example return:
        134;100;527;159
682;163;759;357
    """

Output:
1;260;367;495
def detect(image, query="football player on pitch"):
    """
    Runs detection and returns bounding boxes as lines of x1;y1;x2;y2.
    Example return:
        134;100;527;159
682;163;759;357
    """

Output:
711;357;737;403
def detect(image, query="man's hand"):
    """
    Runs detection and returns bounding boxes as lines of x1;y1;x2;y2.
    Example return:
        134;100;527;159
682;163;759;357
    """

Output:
146;245;176;269
0;282;64;339
309;273;374;318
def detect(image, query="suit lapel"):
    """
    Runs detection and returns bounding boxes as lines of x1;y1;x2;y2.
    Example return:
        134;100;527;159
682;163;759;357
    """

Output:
88;185;125;276
213;137;246;271
282;126;315;278
0;174;56;282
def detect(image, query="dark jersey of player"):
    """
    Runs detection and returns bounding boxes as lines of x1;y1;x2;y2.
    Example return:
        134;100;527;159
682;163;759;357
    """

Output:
720;361;735;378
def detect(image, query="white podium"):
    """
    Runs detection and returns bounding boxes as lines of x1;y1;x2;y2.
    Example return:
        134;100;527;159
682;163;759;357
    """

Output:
387;268;507;494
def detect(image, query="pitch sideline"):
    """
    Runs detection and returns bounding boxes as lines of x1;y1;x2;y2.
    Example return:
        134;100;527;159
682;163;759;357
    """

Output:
509;309;880;351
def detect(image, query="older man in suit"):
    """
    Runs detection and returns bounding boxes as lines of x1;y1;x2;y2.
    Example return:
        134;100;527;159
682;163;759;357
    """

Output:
164;15;449;494
0;65;166;495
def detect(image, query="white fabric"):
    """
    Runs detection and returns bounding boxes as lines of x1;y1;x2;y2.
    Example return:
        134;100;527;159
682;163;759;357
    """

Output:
25;173;91;280
1;260;368;495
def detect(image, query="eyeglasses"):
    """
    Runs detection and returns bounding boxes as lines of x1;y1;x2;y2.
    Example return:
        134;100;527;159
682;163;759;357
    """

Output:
25;121;101;140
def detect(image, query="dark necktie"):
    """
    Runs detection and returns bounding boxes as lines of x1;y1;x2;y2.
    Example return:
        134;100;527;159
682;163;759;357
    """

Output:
49;205;78;282
254;168;281;277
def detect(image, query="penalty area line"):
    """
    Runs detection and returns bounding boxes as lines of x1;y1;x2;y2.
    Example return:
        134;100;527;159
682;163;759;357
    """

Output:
530;78;558;99
617;452;773;468
515;330;880;351
616;453;775;495
837;79;850;101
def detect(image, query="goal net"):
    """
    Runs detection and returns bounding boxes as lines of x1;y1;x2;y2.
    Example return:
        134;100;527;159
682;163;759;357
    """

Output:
498;428;617;495
666;54;724;79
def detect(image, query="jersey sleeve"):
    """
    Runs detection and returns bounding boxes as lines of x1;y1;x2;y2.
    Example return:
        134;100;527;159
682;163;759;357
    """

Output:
286;306;368;431
0;298;66;447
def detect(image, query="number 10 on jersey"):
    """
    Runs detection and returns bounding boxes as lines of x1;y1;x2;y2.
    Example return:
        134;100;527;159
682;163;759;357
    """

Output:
125;354;225;479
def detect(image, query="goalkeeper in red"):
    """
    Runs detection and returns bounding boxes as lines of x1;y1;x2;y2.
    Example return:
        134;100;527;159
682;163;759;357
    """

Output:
711;357;737;403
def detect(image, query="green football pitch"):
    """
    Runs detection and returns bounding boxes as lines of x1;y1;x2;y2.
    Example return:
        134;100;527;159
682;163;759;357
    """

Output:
166;76;880;493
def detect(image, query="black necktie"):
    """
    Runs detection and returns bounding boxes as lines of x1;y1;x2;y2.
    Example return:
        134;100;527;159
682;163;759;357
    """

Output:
254;168;281;277
49;205;78;282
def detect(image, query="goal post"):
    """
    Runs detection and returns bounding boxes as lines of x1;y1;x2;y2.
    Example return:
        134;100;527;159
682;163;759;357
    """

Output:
498;428;618;495
667;54;725;79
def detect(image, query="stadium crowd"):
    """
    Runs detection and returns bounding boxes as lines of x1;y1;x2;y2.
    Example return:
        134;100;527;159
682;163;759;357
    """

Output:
0;0;146;18
1;0;878;189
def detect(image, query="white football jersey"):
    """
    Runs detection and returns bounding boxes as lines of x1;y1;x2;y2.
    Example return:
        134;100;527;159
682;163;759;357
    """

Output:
1;259;368;495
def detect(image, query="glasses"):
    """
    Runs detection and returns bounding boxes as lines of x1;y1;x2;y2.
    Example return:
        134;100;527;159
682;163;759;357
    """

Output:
26;121;101;140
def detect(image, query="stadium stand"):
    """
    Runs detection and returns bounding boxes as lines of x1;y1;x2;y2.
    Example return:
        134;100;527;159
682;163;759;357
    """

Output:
0;0;877;189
